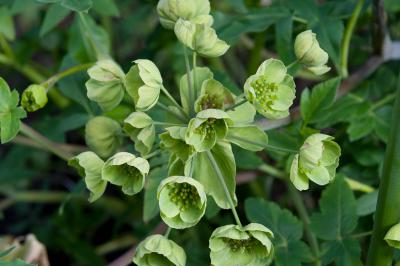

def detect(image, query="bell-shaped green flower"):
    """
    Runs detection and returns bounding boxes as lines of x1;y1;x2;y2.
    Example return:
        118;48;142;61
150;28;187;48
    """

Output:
194;78;234;112
102;152;149;195
68;151;106;202
85;60;126;111
290;133;341;191
209;223;274;266
85;116;123;158
185;109;231;152
21;84;48;112
244;59;296;119
384;222;400;249
125;59;162;111
160;126;191;162
157;176;206;229
123;112;155;156
174;19;229;58
133;234;186;266
157;0;213;30
294;30;331;75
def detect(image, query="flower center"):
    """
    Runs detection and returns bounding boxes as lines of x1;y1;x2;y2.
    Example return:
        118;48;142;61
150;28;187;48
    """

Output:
199;94;222;110
250;75;278;111
196;118;217;139
223;237;258;252
121;164;141;179
168;183;200;211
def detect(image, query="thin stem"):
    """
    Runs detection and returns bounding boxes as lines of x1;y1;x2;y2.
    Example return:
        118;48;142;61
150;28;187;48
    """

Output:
228;135;298;154
192;52;198;101
153;121;186;127
19;122;73;161
164;227;172;238
225;98;247;111
340;0;365;78
143;150;161;160
160;85;188;118
156;102;186;123
293;16;308;24
206;151;242;227
286;59;299;70
183;46;194;116
370;92;396;111
351;230;373;239
0;34;14;59
42;63;93;91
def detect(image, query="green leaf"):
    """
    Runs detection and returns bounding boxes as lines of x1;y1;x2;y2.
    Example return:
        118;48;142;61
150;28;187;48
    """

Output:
373;106;392;143
245;198;312;266
0;259;34;266
356;190;378;216
190;141;237;209
310;177;361;265
37;0;61;3
0;7;15;40
300;77;341;124
61;0;92;12
143;167;167;222
0;78;26;144
275;16;294;64
347;114;375;142
40;3;71;36
92;0;119;17
234;147;263;170
226;125;268;151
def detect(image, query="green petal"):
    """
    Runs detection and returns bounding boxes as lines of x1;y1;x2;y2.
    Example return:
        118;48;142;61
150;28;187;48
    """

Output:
159;188;180;218
271;84;295;111
306;166;331;185
290;154;309;191
180;206;203;223
256;59;287;83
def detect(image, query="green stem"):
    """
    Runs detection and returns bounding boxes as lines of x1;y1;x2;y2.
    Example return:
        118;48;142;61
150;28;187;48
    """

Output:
153;121;186;127
225;96;247;111
156;102;186;123
286;59;299;70
206;151;242;227
192;52;198;101
160;85;188;118
164;227;172;238
0;34;14;59
42;63;93;91
340;0;365;78
19;122;73;161
183;47;194;117
367;79;400;266
351;230;373;239
228;136;298;154
143;150;161;159
370;93;396;111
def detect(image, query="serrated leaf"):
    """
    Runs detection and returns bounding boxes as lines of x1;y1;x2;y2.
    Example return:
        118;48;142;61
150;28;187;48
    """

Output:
275;16;294;64
0;7;15;40
373;106;392;143
143;167;167;222
40;3;70;36
61;0;92;12
245;198;313;266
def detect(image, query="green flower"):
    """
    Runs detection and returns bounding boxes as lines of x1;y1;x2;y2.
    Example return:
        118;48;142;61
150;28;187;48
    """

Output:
290;133;341;191
125;59;162;111
157;176;206;229
21;84;48;112
384;222;400;249
102;152;149;196
157;0;213;30
123;112;155;156
133;234;186;266
85;116;123;158
209;223;274;266
185;109;231;152
294;30;331;75
194;78;234;112
160;126;191;162
85;60;126;111
244;59;296;119
174;19;229;58
68;151;106;202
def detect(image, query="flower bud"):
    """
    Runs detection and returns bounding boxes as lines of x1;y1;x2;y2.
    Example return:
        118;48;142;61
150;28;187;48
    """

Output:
133;234;186;266
385;223;400;249
85;60;126;111
157;176;206;229
185;109;232;152
102;152;149;195
157;0;213;30
209;223;274;266
244;59;296;119
21;84;48;112
294;30;331;75
125;59;162;111
85;116;122;158
68;151;106;202
174;19;229;58
290;133;341;191
123;112;155;156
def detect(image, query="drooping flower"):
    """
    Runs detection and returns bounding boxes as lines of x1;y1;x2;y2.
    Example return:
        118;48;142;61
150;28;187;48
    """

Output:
244;59;296;119
133;234;186;266
123;112;155;156
185;109;232;152
85;116;123;158
294;30;331;75
174;19;229;58
85;60;126;111
209;223;274;266
157;0;213;30
102;152;149;195
290;133;341;191
21;84;48;112
125;59;162;111
384;222;400;249
157;176;206;229
194;78;234;112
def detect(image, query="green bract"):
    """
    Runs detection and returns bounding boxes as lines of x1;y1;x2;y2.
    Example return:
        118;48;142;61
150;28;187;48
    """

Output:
85;60;126;111
209;223;274;266
85;116;122;158
68;151;106;202
194;78;234;112
290;133;341;191
21;84;48;112
125;59;162;111
133;234;186;266
174;19;229;58
157;176;206;229
294;30;331;75
244;59;296;119
384;222;400;249
123;112;155;156
157;0;213;30
185;109;231;152
102;152;149;195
